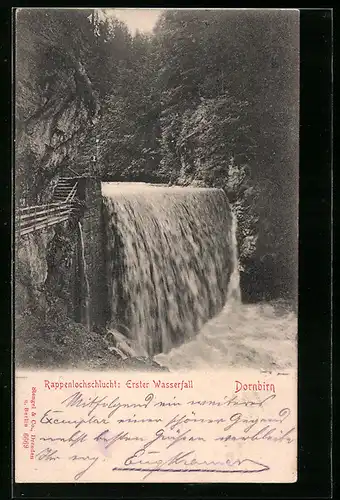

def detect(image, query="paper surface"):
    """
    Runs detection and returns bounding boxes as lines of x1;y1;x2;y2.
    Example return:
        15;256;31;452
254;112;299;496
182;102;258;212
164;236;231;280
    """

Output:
15;369;297;483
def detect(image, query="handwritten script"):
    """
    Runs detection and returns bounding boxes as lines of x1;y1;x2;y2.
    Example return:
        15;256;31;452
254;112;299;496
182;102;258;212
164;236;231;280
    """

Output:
15;370;297;483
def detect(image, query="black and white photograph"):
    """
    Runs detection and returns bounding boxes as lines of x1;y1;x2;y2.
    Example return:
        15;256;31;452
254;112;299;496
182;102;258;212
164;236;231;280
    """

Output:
14;8;299;373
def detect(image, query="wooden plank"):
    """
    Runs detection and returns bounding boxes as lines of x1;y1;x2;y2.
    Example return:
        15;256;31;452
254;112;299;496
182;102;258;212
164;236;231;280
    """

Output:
20;201;68;212
65;182;78;202
19;207;72;223
20;202;72;215
20;210;71;228
20;212;71;225
20;204;72;220
20;215;70;236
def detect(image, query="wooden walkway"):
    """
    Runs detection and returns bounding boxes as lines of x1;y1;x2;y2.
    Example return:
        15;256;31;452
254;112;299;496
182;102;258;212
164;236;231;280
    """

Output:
16;178;79;237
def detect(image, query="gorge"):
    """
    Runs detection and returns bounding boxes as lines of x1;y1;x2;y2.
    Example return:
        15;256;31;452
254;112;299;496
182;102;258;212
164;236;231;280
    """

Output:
14;9;298;371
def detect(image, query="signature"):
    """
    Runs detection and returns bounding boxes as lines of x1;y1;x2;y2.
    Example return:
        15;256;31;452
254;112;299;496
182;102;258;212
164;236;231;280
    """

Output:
113;448;269;479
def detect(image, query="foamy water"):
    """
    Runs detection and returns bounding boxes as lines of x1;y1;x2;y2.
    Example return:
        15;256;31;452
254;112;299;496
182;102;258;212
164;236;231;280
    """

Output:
154;302;297;371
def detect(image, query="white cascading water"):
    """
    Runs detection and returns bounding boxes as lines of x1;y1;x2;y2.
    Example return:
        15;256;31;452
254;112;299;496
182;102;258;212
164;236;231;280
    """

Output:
78;221;91;330
102;182;236;356
226;210;242;305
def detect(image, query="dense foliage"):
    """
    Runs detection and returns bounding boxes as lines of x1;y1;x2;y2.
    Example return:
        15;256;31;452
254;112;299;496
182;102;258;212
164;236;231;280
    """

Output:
16;9;299;301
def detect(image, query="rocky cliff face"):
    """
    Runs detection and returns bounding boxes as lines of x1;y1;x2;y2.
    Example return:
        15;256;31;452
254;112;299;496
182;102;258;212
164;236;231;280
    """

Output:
15;221;78;322
15;9;99;205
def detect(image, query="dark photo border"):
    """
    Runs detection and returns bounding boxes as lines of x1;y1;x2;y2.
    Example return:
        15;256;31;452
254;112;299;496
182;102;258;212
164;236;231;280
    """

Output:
1;6;332;500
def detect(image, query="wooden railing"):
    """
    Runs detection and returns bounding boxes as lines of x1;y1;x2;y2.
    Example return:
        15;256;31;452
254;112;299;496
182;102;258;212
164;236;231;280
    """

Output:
65;182;78;203
16;179;80;237
16;201;75;236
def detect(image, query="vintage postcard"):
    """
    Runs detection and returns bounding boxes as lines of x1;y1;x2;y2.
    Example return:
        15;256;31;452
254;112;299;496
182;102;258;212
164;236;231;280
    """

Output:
14;8;299;484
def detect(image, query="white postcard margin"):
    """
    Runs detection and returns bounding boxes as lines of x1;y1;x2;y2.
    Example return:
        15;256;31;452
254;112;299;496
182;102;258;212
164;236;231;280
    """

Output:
15;368;297;483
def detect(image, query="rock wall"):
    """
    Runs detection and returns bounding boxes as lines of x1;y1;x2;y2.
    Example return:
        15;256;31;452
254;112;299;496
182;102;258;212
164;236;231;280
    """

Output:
15;177;105;330
15;9;99;206
16;220;78;322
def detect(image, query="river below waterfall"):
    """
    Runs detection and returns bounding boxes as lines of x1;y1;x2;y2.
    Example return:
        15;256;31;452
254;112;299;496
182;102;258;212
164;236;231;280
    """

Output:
154;301;297;371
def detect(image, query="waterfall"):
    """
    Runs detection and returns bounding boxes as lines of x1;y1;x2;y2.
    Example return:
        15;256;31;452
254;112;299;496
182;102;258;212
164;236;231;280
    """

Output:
226;210;242;304
102;182;240;356
78;221;90;330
